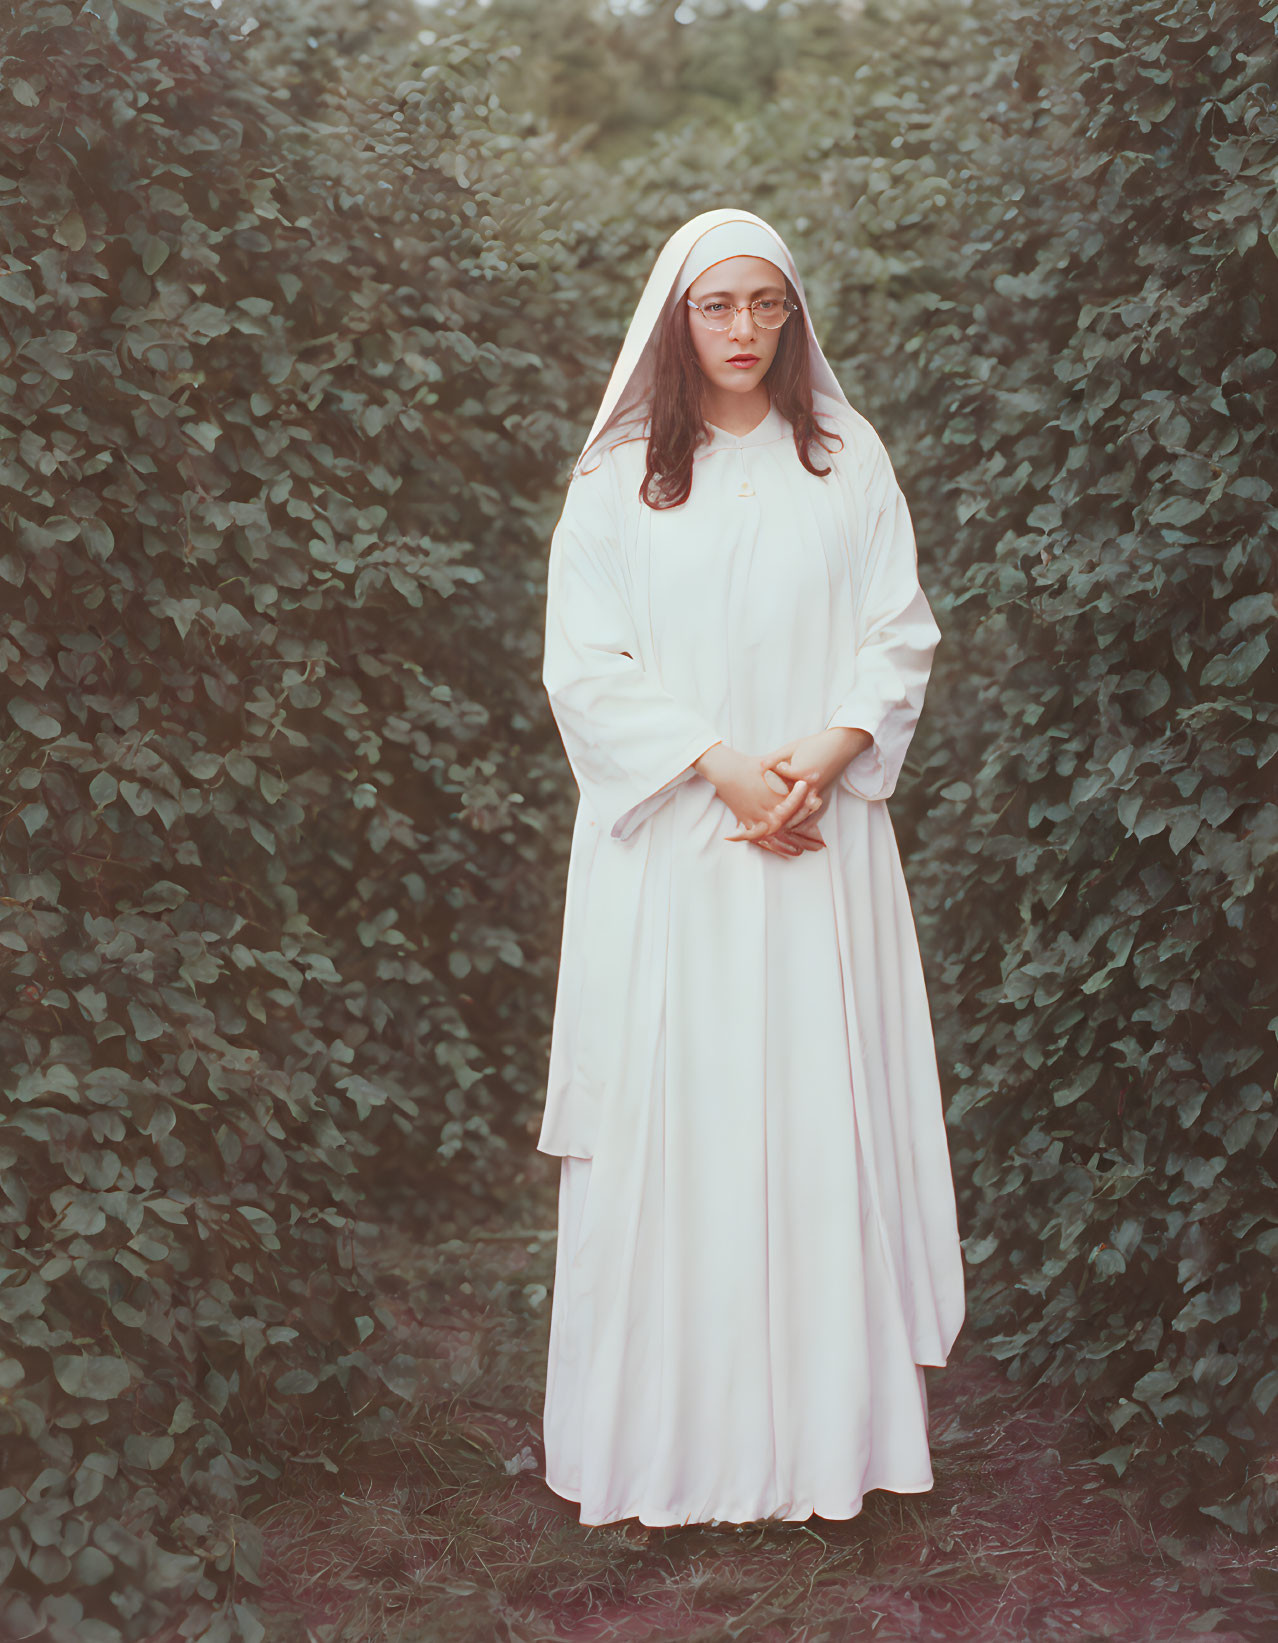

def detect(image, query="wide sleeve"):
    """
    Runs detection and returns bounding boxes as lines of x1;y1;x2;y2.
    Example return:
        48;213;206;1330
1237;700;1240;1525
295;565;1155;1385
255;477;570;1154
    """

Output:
824;435;941;802
542;468;724;841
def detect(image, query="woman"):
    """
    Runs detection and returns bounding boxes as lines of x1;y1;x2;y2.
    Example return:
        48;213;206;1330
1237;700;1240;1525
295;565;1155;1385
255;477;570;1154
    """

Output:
538;208;965;1528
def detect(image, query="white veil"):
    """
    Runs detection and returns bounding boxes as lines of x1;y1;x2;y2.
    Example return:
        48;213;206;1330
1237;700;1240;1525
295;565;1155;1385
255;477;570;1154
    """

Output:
576;206;854;477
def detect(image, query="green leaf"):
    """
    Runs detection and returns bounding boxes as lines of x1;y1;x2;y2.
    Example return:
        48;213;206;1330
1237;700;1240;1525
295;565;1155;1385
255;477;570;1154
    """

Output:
961;1233;998;1264
1201;633;1269;687
0;271;36;309
1133;1368;1179;1402
119;781;152;816
73;1547;113;1586
54;211;86;251
127;1002;165;1042
185;420;222;453
141;236;169;275
275;1370;318;1395
1228;593;1276;629
1095;1443;1133;1477
52;1356;131;1400
123;1433;175;1469
1199;1500;1252;1535
81;518;113;558
225;752;257;786
1253;1370;1278;1416
8;698;61;739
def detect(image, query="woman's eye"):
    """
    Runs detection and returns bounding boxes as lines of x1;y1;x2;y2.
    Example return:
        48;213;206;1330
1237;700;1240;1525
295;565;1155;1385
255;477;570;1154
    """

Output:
756;300;779;314
704;303;729;315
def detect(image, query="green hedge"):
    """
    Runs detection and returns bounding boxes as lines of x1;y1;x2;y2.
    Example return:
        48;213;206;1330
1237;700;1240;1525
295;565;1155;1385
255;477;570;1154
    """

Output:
896;0;1278;1532
5;6;1276;1640
0;1;578;1636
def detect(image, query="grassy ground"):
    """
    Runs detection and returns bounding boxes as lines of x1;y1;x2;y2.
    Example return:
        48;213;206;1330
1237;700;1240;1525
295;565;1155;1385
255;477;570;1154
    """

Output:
255;1166;1278;1643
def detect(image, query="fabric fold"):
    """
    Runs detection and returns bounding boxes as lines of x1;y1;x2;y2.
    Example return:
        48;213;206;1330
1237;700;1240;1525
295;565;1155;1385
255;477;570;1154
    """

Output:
543;461;724;842
824;439;942;803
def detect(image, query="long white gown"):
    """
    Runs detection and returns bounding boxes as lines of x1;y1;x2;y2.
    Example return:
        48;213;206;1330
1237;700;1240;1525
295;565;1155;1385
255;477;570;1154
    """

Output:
538;389;966;1527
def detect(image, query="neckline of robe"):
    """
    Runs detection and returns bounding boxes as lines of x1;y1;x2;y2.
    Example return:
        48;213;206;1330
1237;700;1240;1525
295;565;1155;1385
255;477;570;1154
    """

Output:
700;399;791;452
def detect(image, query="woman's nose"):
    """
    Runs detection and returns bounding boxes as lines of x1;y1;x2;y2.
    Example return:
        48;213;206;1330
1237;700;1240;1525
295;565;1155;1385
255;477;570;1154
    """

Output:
729;305;756;343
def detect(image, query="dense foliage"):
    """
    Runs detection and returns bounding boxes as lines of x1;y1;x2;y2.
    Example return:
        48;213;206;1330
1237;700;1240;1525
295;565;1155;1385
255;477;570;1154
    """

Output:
0;0;578;1635
2;0;1275;1634
901;0;1278;1534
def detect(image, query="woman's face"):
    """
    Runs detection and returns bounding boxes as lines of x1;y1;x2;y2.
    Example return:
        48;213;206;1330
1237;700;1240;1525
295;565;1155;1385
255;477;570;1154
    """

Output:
684;255;788;397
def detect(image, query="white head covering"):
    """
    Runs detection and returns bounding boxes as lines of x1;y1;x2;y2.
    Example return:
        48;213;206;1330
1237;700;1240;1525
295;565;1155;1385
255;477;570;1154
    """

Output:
576;207;852;476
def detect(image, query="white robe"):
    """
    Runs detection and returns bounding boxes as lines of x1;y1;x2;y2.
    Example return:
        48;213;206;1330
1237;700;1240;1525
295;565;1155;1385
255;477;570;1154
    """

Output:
538;391;966;1527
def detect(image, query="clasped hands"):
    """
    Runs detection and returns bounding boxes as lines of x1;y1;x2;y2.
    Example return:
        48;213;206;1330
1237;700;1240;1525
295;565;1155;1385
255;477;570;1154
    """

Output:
694;727;872;860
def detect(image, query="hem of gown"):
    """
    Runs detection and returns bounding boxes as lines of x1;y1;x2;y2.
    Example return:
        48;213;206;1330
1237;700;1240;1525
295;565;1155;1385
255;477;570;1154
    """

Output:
541;1470;936;1528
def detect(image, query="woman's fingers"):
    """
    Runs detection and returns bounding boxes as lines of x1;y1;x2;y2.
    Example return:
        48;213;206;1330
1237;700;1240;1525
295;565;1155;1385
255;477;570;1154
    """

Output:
769;760;824;820
753;836;801;858
772;775;812;822
720;742;828;850
760;775;816;837
779;783;823;823
723;749;825;847
724;778;809;842
773;812;826;852
778;822;825;851
744;780;827;855
751;813;824;858
760;740;800;770
725;817;784;842
772;755;823;787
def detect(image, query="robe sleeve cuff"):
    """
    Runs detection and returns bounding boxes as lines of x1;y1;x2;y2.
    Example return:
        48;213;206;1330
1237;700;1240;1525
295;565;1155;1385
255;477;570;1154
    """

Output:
824;702;890;802
611;733;723;841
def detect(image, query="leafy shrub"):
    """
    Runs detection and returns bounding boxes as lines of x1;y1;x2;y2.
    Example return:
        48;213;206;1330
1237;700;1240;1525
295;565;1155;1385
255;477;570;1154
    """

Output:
894;0;1278;1532
0;0;577;1635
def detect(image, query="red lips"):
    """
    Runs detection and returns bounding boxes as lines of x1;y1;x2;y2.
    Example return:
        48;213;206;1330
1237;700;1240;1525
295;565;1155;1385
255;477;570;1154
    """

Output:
728;353;759;364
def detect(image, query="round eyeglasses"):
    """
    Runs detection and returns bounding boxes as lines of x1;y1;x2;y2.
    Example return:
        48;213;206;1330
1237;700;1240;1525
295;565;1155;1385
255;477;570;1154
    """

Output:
686;295;798;331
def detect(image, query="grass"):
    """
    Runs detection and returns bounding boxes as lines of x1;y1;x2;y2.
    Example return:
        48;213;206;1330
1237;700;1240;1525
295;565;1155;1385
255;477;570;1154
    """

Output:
253;1163;1278;1643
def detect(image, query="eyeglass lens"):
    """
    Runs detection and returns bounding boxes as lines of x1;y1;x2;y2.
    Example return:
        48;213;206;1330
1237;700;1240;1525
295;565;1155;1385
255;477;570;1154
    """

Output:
692;299;792;330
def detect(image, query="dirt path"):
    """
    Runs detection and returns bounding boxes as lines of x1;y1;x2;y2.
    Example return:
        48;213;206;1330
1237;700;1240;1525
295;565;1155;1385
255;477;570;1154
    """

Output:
255;1176;1277;1642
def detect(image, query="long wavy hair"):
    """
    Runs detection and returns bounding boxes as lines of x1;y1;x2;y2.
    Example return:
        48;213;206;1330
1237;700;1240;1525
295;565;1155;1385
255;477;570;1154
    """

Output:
637;276;843;510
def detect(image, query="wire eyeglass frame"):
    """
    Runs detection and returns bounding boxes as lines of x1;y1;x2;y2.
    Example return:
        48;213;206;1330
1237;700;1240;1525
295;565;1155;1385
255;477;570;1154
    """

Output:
685;295;798;331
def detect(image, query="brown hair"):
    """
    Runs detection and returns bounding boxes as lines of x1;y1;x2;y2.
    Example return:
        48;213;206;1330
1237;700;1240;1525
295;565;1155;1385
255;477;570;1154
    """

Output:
638;278;843;510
